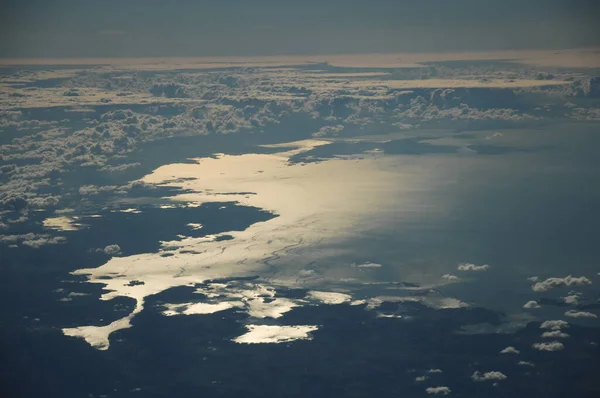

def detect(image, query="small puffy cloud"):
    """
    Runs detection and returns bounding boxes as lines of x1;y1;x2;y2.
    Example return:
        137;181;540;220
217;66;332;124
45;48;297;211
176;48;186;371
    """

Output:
428;369;443;374
565;310;597;319
442;274;459;281
457;263;490;271
518;361;535;367
533;341;564;351
523;300;540;309
563;295;580;305
542;330;569;339
532;275;591;292
527;276;539;282
1;233;66;248
356;262;382;268
426;386;451;395
415;376;427;382
22;235;66;248
500;346;520;355
540;320;569;330
471;371;507;382
102;244;121;256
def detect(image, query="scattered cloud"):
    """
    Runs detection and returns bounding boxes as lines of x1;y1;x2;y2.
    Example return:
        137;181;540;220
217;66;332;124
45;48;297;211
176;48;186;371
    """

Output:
102;244;122;256
442;274;459;281
426;386;451;395
500;346;520;355
518;361;535;367
532;341;564;351
564;310;597;319
523;300;540;309
0;233;66;248
416;376;427;382
563;295;580;305
542;330;569;339
532;275;592;292
540;320;569;330
233;325;318;344
457;263;490;271
471;371;507;382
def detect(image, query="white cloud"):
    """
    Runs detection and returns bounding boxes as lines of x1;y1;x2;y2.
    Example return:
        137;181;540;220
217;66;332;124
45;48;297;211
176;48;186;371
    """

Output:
500;346;520;355
457;263;490;271
563;295;580;305
542;330;569;339
442;274;459;281
415;376;427;382
428;369;443;374
233;325;318;344
540;320;569;330
532;275;591;292
356;262;383;268
471;371;507;382
102;244;121;256
523;300;540;309
527;276;539;282
426;386;451;395
565;310;597;319
307;291;352;305
532;341;564;351
518;361;535;367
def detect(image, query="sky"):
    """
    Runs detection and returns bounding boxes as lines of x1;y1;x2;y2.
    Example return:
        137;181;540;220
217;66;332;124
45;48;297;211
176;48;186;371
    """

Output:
1;0;599;58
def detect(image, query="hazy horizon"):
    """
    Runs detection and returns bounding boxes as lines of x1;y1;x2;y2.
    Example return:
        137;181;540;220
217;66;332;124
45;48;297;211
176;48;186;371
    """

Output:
2;0;599;58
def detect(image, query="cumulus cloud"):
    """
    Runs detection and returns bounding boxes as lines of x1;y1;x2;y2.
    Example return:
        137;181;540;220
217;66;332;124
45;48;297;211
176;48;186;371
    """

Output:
564;310;597;319
426;386;451;395
356;262;383;268
415;376;427;382
532;275;592;292
533;341;564;351
102;244;122;256
518;361;535;367
563;295;580;305
523;300;540;309
500;346;520;355
471;371;507;382
540;320;569;330
442;274;459;281
457;263;490;271
428;369;443;374
0;233;66;248
542;330;569;339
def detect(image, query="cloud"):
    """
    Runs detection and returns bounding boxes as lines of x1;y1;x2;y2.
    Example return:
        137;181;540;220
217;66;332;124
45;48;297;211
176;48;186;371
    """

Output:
540;320;569;330
527;276;539;282
532;275;592;292
457;263;490;271
471;371;507;382
500;346;520;355
523;301;540;309
426;386;451;395
563;295;580;305
564;310;597;319
0;233;66;248
542;330;569;339
415;376;427;382
356;262;383;268
22;235;67;248
102;244;122;256
533;341;564;351
233;325;318;344
442;274;459;281
518;361;535;367
428;369;443;374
